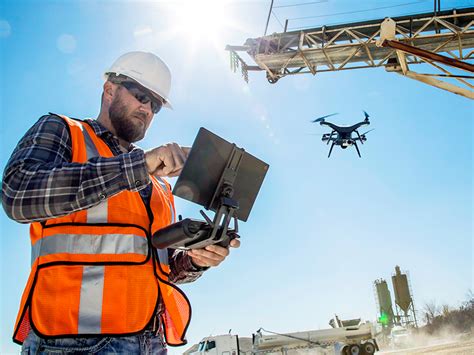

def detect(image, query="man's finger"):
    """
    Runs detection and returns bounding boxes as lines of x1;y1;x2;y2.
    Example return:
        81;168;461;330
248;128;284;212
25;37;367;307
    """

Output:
146;143;190;177
175;145;188;164
182;146;191;158
165;144;187;175
191;255;219;267
204;244;230;257
167;170;181;177
155;144;180;176
162;148;177;175
188;252;220;267
189;248;225;262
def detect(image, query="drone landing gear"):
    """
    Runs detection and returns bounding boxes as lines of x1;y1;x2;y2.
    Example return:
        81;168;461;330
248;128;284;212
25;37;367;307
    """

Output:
328;141;336;158
354;141;362;158
327;130;335;145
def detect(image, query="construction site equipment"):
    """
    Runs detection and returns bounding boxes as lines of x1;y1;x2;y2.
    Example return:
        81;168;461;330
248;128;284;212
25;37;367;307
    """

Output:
226;7;474;99
389;325;411;349
374;279;395;329
184;319;378;355
391;265;418;328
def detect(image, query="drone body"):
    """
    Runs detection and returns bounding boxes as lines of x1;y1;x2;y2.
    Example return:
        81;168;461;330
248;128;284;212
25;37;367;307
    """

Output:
312;112;373;158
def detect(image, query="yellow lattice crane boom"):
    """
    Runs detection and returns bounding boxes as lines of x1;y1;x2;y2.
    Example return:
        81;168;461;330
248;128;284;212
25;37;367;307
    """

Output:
226;7;474;99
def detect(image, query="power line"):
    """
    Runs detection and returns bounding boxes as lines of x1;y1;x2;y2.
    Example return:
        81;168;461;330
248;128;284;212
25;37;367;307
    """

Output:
274;0;328;9
272;10;285;29
288;0;428;22
264;0;275;36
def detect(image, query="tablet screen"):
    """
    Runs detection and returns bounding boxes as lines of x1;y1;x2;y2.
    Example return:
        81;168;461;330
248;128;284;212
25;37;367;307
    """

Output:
173;128;269;222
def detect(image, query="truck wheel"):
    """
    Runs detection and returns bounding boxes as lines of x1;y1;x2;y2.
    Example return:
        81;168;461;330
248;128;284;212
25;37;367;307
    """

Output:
349;344;360;355
341;345;349;355
362;342;376;354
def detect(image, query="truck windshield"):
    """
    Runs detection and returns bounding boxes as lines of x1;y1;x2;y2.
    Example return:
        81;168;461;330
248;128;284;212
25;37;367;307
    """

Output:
197;340;216;351
197;342;206;351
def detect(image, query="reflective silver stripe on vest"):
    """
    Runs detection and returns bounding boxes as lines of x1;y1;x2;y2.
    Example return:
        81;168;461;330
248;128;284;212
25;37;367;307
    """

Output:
87;202;108;223
80;124;109;223
157;177;175;223
31;233;148;263
157;248;169;266
78;265;104;333
154;178;173;268
81;124;100;160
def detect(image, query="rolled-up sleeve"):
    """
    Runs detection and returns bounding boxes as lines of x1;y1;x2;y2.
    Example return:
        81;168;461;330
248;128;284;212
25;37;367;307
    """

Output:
168;249;208;284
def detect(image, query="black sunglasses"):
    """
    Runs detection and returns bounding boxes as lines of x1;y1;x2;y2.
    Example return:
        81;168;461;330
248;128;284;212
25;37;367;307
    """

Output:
119;81;164;114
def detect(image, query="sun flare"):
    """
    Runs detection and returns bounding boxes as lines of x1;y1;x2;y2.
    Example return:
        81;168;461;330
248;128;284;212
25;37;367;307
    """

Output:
169;0;233;46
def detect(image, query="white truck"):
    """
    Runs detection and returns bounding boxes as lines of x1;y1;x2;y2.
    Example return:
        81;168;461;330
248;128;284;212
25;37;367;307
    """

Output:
388;325;411;349
184;319;378;355
184;334;252;355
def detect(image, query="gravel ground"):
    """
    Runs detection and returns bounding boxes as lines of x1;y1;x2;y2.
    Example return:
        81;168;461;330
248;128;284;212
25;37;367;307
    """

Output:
377;339;474;354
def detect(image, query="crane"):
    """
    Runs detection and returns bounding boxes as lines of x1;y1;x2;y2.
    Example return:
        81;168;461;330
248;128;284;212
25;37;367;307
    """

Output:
226;6;474;99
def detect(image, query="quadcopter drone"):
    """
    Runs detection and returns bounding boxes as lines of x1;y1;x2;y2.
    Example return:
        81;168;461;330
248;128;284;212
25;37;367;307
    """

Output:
312;111;374;158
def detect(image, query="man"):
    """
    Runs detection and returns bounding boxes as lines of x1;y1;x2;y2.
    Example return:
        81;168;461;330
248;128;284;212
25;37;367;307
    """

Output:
2;51;240;354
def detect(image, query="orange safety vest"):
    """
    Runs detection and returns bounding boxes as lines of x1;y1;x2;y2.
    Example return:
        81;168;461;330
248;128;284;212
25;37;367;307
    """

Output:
13;114;191;346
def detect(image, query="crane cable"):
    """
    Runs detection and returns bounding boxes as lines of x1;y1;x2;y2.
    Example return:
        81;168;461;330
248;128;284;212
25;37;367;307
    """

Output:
289;0;429;21
274;0;328;9
269;0;433;33
264;0;275;36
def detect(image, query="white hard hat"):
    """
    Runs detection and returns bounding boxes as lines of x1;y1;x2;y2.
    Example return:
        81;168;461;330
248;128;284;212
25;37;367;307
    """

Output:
105;51;173;109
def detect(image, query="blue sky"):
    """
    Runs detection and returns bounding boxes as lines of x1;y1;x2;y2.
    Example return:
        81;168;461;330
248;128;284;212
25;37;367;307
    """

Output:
0;1;472;353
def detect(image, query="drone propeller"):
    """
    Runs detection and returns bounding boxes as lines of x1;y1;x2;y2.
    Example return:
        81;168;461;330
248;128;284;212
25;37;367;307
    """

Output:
312;113;338;123
360;128;375;135
363;110;370;120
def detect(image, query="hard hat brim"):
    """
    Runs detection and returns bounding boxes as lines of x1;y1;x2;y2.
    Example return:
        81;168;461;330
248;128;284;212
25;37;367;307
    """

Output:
104;72;173;110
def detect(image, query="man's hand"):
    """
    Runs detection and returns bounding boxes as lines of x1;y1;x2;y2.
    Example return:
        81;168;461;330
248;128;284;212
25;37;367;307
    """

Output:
188;239;240;268
145;144;190;177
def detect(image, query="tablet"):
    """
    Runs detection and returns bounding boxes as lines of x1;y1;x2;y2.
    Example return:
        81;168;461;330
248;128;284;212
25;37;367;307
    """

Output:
173;128;269;222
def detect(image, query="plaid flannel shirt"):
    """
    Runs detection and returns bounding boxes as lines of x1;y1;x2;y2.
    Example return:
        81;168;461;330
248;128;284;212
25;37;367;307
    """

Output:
1;114;205;284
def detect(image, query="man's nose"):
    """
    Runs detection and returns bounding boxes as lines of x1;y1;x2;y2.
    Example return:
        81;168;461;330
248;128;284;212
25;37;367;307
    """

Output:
138;103;153;116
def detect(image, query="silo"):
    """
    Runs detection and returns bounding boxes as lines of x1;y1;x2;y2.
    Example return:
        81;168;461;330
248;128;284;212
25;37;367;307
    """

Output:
374;279;395;328
391;265;418;327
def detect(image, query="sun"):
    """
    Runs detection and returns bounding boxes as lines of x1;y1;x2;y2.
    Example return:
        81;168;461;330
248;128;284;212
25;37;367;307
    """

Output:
168;0;233;46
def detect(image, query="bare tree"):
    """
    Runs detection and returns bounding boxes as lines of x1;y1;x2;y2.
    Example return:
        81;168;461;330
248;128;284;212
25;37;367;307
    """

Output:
420;290;474;334
465;289;474;306
423;300;439;324
441;304;450;317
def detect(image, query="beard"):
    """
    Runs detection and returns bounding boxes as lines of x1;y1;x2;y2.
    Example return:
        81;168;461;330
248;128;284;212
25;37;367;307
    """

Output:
108;94;147;143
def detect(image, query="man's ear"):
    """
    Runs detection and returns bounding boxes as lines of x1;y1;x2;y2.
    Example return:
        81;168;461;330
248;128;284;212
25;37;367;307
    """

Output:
103;81;116;104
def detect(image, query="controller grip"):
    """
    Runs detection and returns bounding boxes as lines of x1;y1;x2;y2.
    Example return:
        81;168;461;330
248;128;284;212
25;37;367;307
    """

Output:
217;232;240;247
152;219;207;249
152;219;239;250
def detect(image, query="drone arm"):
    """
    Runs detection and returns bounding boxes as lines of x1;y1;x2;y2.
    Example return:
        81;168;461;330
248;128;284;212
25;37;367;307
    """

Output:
351;121;370;131
321;121;340;131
